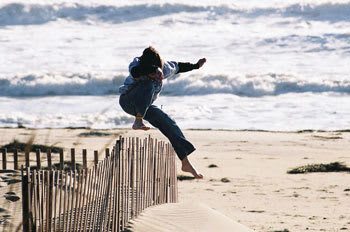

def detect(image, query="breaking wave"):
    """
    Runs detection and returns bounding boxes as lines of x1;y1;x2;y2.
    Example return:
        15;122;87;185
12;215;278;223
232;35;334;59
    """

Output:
0;2;350;26
1;73;349;97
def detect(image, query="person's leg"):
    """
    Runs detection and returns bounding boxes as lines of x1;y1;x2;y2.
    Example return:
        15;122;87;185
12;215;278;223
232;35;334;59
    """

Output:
119;94;136;116
131;80;155;118
119;80;155;130
144;105;203;178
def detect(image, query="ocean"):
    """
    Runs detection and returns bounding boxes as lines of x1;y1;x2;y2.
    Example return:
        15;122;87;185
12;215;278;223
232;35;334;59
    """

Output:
0;0;349;130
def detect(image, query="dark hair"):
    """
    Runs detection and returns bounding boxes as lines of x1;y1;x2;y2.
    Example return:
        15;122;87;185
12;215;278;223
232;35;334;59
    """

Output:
140;46;164;69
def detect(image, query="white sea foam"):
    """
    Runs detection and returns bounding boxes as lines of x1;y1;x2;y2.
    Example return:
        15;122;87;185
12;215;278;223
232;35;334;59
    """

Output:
0;94;349;130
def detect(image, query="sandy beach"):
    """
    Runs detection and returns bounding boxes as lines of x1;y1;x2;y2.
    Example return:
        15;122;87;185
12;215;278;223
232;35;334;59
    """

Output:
1;1;350;231
0;128;349;231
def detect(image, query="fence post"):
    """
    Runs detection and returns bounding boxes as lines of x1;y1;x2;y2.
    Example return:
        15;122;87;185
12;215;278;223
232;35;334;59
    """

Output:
25;151;30;169
2;148;7;169
14;149;18;170
22;166;31;231
112;140;121;232
36;149;41;169
59;150;64;170
71;148;76;170
47;149;52;169
82;149;87;169
94;151;98;167
105;148;110;158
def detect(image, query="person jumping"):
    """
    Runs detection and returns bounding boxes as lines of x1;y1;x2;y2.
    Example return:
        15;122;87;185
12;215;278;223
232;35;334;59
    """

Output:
119;46;206;178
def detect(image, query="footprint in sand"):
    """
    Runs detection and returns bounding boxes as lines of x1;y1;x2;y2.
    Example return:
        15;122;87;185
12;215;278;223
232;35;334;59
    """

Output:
208;164;218;168
4;192;20;202
0;209;11;226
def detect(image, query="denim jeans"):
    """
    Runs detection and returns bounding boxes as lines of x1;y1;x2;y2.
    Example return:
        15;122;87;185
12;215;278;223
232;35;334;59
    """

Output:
119;79;195;160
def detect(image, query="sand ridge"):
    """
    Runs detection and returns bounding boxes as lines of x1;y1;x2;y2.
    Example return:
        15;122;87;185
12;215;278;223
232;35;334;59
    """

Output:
127;202;253;232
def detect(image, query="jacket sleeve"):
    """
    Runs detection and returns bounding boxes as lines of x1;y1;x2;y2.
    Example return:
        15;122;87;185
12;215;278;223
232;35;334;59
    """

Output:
130;65;158;79
176;62;200;74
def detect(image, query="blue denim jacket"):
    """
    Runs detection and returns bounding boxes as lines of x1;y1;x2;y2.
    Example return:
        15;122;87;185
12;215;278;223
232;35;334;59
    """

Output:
119;57;179;100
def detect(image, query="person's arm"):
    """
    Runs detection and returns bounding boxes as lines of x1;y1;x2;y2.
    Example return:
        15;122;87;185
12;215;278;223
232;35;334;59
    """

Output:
176;58;206;74
130;65;158;79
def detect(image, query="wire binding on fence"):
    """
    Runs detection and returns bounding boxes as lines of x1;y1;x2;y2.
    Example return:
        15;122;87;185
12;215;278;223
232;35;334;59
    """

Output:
1;147;103;171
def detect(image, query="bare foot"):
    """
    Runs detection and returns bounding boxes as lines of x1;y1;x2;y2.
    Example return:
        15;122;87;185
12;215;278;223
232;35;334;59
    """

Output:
132;120;150;131
181;157;203;179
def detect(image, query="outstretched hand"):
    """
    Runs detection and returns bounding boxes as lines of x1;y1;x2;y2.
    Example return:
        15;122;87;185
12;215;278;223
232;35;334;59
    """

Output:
197;58;207;68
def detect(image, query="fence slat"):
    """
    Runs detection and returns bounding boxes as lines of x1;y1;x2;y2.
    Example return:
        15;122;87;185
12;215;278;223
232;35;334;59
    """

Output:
52;171;57;232
100;154;112;230
141;141;146;212
40;171;44;232
58;170;63;232
74;169;83;231
72;169;80;231
62;171;68;232
90;163;99;230
32;170;38;231
120;144;126;230
107;154;115;229
148;138;153;208
131;137;136;219
68;170;75;231
83;169;93;231
112;139;121;231
96;158;106;229
45;171;50;232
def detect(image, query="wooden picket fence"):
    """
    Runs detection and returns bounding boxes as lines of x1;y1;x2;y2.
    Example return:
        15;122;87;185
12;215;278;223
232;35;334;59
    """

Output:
21;136;178;231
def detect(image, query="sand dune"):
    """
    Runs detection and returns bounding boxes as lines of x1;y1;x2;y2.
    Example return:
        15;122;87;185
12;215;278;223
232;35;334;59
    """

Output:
127;202;253;232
